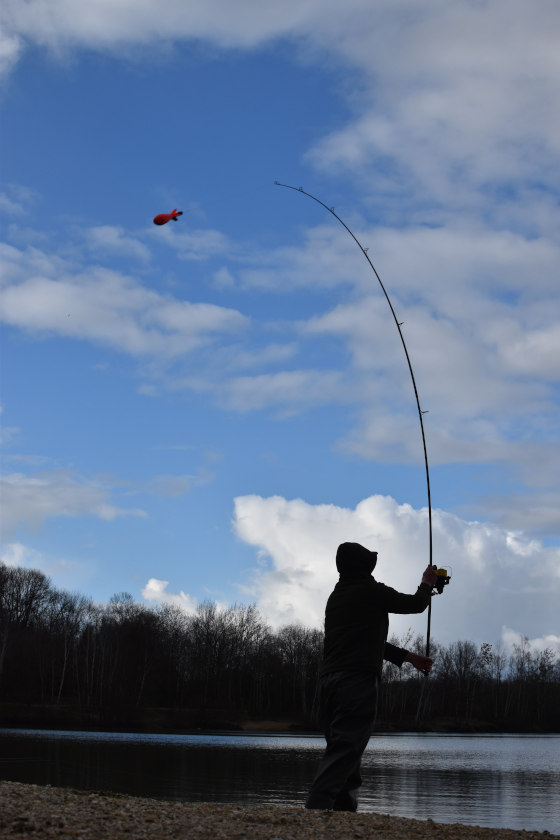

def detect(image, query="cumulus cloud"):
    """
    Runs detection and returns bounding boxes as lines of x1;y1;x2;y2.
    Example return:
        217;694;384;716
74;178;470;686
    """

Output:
141;577;198;612
231;493;560;645
0;470;146;539
501;627;560;658
1;541;47;569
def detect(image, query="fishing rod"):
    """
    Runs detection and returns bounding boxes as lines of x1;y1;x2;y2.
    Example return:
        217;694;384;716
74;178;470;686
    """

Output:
275;181;449;658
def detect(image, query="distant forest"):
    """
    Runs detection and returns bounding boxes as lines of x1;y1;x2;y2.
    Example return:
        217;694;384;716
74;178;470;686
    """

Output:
1;562;559;732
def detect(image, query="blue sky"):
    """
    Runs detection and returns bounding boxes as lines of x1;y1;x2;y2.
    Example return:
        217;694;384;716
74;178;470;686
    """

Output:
1;0;559;654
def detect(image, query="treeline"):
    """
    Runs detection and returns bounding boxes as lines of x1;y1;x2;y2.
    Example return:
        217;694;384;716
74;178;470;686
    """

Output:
1;563;559;732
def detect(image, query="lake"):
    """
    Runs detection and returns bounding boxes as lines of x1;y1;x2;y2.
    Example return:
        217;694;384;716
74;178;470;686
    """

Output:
0;729;558;834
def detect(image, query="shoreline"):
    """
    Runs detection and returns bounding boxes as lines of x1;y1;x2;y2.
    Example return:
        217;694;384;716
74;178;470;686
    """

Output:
1;782;557;840
2;702;558;735
2;716;558;736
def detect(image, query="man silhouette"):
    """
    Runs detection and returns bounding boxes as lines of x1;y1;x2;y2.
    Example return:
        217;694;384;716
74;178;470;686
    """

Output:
305;542;437;812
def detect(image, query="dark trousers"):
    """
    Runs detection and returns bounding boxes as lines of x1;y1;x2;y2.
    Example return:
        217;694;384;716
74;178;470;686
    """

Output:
305;670;379;812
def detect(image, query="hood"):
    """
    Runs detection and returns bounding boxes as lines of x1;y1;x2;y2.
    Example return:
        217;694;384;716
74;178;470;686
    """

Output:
336;542;377;579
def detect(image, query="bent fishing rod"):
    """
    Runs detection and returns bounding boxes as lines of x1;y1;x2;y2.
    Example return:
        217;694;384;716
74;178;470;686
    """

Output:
275;181;449;658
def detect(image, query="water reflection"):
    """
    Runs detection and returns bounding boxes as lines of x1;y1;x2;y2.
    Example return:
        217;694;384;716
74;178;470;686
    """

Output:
0;730;558;834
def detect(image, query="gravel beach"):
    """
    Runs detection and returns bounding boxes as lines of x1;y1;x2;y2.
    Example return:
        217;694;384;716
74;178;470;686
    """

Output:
1;781;557;840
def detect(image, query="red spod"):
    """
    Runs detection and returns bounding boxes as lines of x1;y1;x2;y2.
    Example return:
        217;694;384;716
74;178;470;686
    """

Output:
153;209;183;226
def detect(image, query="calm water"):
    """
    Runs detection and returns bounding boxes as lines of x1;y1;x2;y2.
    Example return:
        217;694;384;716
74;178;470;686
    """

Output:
0;729;559;834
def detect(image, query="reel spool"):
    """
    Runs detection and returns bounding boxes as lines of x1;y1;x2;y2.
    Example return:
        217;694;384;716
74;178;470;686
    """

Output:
434;566;451;595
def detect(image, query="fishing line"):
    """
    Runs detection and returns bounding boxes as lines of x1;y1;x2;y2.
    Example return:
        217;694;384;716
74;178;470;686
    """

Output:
274;181;435;657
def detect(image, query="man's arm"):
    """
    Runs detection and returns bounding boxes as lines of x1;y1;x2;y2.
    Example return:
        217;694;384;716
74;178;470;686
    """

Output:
383;641;408;667
378;565;437;614
382;568;437;673
383;644;433;676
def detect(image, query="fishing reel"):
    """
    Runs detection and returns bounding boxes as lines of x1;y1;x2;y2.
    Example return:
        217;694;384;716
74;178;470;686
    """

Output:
433;566;451;594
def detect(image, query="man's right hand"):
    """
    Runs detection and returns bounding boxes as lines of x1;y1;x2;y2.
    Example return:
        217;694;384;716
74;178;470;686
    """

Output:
405;651;433;675
422;565;438;588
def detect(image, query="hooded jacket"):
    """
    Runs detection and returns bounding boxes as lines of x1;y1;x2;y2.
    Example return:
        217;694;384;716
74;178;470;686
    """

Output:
319;542;432;678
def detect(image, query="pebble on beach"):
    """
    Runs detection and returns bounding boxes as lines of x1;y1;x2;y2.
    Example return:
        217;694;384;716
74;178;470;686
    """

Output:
0;781;557;840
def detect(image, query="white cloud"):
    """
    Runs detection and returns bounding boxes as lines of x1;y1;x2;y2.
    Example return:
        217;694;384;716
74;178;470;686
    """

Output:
0;0;332;59
146;470;214;497
483;490;560;536
0;405;19;445
86;226;151;262
0;192;25;216
0;541;94;593
303;4;560;213
227;214;558;413
4;0;557;218
143;212;560;531
0;30;21;76
1;1;559;543
290;222;559;495
0;242;249;358
501;627;560;658
218;369;348;414
498;323;560;379
0;470;146;539
1;541;47;569
153;226;232;262
0;185;40;216
3;1;560;228
231;493;560;645
212;266;235;289
237;224;359;292
2;216;558;535
142;577;198;613
218;343;300;373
